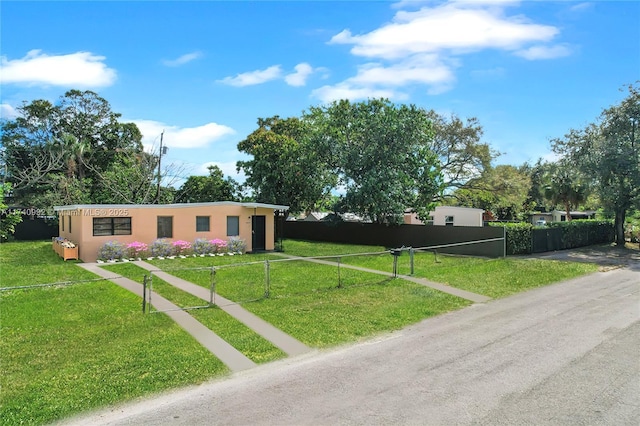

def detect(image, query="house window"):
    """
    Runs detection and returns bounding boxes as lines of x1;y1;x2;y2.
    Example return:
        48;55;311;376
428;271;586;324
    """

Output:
68;216;72;233
425;215;434;226
157;216;173;238
226;216;239;236
445;215;454;226
196;216;210;232
93;217;132;236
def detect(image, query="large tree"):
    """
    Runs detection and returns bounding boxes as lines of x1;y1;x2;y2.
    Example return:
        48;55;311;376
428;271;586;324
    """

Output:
1;90;147;207
306;99;443;223
175;165;240;203
453;165;531;220
237;116;336;214
422;110;497;196
552;84;640;245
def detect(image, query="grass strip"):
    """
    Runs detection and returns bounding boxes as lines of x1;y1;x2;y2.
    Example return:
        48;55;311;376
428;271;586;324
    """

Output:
163;257;471;347
101;263;286;364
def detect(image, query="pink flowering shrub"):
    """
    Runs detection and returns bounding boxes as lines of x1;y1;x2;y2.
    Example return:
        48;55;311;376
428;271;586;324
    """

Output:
173;240;192;255
210;238;228;253
126;241;148;258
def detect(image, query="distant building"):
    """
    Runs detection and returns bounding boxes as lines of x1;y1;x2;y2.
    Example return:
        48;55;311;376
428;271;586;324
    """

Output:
530;210;596;225
404;206;484;227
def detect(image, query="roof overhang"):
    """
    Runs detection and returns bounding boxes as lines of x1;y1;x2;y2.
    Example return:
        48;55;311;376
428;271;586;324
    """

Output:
53;201;290;212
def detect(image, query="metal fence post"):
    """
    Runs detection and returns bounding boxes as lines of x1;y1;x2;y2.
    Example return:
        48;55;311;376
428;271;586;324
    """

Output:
148;273;153;312
264;260;270;298
142;275;147;313
393;254;398;277
209;266;216;306
409;247;414;275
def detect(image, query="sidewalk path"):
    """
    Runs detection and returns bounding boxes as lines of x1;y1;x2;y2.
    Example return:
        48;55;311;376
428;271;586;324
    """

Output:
133;261;310;357
273;253;491;303
78;263;256;372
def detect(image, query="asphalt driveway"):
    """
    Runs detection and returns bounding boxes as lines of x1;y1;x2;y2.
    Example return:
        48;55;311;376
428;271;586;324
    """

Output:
61;258;640;425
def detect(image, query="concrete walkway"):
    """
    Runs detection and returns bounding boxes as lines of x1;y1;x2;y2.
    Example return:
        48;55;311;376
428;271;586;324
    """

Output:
78;263;256;372
273;253;492;303
133;261;310;357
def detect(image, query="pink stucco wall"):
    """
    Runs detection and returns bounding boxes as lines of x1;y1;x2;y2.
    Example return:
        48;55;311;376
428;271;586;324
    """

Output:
55;202;285;262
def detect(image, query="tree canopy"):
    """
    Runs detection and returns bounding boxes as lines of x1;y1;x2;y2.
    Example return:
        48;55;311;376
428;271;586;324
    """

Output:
552;83;640;244
1;90;150;207
236;116;335;214
306;99;443;223
175;165;240;203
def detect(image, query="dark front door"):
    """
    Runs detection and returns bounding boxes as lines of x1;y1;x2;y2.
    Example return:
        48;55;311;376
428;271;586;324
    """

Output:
252;215;266;251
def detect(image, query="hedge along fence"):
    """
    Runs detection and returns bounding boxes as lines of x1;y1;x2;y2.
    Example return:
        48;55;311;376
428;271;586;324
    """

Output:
489;222;533;255
546;220;614;250
490;220;614;255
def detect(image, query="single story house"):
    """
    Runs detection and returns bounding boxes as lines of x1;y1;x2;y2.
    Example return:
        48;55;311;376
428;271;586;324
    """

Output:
54;202;289;263
404;206;485;227
530;210;597;225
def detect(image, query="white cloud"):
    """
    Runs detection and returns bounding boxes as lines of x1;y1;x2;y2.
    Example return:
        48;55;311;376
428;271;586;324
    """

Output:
515;44;572;60
162;51;203;67
218;65;282;87
312;83;406;103
312;55;455;102
569;2;593;13
0;50;116;87
285;63;314;87
0;103;19;120
321;1;570;100
331;4;559;59
350;54;455;87
132;119;235;150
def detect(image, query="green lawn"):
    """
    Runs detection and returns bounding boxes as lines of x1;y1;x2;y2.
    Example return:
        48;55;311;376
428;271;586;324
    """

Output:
0;241;228;426
101;263;286;364
407;254;599;298
164;257;470;347
281;240;599;299
0;239;600;425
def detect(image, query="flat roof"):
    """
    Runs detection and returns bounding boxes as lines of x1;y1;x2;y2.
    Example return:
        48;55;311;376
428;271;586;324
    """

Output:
53;201;290;211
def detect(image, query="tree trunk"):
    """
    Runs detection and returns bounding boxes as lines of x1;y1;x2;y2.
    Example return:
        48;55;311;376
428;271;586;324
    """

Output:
614;208;626;246
564;202;572;222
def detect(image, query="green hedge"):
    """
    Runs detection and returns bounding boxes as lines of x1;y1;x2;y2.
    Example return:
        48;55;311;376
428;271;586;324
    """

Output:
489;222;532;255
489;220;614;255
547;220;614;249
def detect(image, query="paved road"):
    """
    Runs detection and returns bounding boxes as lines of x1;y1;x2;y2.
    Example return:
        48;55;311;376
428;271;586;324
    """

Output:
62;267;639;426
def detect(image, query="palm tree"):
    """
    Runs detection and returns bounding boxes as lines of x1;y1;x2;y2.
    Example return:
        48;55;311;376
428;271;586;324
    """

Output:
544;164;589;221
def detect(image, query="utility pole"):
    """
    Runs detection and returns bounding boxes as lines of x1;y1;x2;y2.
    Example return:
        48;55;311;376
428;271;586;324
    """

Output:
156;131;166;203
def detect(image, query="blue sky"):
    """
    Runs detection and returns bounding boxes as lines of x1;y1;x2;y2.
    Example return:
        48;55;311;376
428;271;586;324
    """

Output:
2;0;638;187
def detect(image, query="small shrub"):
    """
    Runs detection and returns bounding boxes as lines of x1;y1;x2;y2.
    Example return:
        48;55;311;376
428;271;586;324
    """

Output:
210;238;228;253
227;237;246;254
98;241;125;261
192;238;215;255
173;240;192;256
150;239;174;257
126;241;148;259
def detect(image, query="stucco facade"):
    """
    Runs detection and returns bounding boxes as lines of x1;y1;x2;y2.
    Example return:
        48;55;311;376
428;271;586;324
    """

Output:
54;202;288;262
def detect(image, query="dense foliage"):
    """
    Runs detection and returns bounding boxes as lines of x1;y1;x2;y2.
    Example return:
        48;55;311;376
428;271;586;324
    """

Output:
552;84;640;245
0;183;22;241
0;90;154;207
238;99;472;222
